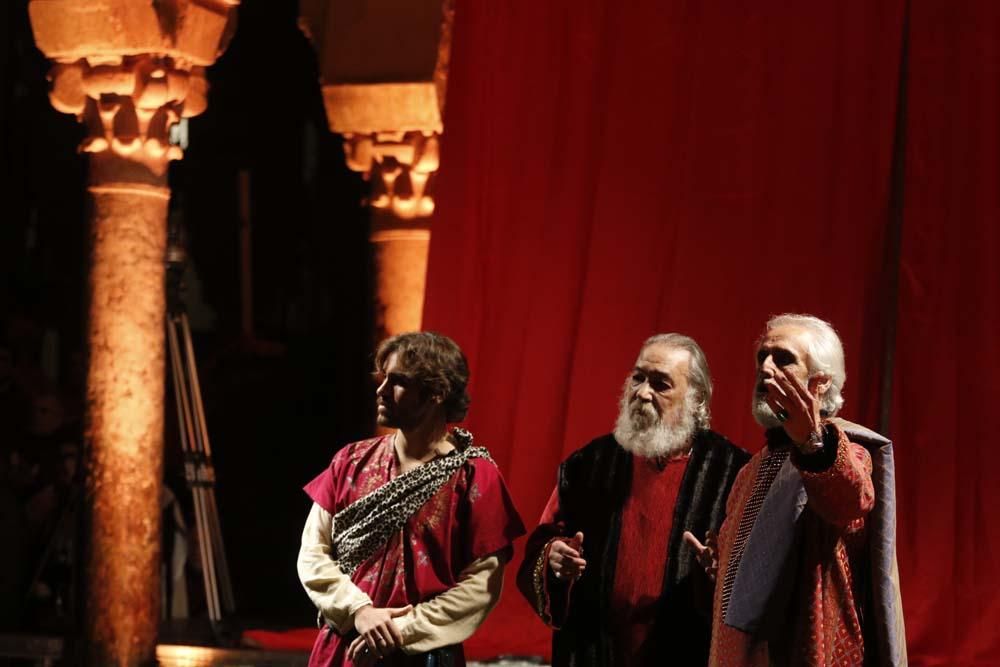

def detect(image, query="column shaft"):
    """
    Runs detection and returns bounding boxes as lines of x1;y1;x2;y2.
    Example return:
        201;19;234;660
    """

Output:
84;181;169;666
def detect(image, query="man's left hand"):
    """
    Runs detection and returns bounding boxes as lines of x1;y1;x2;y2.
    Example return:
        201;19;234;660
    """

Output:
350;604;412;662
348;633;388;667
764;367;823;446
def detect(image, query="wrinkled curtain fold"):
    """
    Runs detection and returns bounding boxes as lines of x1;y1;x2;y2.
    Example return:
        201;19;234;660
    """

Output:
890;1;1000;664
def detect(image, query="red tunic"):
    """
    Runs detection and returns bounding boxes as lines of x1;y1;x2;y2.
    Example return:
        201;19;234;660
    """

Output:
537;454;688;667
303;436;525;667
611;455;688;667
710;426;874;667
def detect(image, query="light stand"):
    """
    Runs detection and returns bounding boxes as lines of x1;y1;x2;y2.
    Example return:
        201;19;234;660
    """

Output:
165;242;235;628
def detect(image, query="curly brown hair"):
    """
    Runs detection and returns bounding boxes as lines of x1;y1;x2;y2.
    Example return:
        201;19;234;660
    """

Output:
374;331;471;422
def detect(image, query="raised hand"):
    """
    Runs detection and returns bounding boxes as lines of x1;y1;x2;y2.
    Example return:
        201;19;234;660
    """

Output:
763;367;824;446
683;530;718;582
548;531;587;581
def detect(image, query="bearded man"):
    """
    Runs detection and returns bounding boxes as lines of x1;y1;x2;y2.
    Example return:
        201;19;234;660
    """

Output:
517;333;749;667
685;314;906;667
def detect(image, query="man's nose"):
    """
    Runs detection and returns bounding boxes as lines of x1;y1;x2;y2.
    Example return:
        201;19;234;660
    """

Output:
375;378;389;397
635;380;654;401
760;354;777;376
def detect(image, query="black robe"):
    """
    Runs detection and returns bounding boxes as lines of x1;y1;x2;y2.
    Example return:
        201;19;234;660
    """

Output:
517;429;749;667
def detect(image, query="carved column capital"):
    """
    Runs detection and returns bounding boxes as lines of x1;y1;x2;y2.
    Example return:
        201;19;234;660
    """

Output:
30;0;239;184
300;0;452;340
345;131;440;220
49;57;205;175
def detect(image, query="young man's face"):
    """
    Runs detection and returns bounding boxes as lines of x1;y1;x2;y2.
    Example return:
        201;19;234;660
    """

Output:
374;352;436;430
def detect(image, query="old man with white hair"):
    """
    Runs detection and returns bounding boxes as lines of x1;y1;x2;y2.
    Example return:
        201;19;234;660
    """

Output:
518;333;750;667
685;314;906;667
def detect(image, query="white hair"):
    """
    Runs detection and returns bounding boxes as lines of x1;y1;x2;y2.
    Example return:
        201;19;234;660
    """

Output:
765;313;846;415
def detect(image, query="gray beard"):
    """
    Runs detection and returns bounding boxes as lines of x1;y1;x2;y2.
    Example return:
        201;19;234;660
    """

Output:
613;390;697;459
751;392;783;428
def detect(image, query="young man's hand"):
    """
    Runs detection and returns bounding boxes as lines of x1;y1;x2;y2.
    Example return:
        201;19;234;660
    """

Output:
349;604;413;660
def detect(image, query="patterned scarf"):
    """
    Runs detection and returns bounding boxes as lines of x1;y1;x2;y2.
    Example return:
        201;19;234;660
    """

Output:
332;428;493;577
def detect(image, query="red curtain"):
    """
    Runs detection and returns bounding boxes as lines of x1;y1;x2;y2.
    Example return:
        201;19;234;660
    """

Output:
424;1;999;665
889;2;1000;665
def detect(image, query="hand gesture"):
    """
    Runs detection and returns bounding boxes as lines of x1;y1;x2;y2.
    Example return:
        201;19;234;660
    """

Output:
763;367;823;446
349;604;413;663
548;531;586;582
682;530;718;582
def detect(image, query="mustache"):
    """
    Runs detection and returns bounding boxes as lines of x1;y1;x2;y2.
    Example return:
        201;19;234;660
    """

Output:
629;399;657;416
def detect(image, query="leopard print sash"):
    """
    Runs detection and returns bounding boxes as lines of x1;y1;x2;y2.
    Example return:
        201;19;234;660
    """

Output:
332;428;493;577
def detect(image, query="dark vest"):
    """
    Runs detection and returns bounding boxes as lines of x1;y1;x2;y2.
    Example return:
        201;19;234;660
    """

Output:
552;430;749;667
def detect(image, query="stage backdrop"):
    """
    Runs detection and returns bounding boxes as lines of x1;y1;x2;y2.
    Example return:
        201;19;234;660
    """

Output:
422;1;999;666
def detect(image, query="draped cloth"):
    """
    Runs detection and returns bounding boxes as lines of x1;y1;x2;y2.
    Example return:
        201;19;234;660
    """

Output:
713;420;905;666
328;431;494;577
303;435;525;667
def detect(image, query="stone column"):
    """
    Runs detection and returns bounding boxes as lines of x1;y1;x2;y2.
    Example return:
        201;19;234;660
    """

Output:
27;2;238;664
300;0;453;341
344;131;440;338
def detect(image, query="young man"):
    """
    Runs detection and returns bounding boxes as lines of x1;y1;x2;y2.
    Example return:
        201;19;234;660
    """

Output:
298;332;524;667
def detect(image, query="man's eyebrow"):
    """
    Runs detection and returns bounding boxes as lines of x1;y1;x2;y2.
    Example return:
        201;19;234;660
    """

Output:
635;366;671;381
757;345;797;361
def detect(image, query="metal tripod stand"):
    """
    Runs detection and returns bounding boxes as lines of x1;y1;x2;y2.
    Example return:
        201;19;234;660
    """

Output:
165;244;235;627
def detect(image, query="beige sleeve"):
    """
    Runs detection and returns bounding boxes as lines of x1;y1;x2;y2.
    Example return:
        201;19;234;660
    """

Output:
297;502;373;633
394;553;507;655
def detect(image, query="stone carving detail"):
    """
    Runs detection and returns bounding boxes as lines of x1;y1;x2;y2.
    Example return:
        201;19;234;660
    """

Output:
48;56;207;169
344;131;440;220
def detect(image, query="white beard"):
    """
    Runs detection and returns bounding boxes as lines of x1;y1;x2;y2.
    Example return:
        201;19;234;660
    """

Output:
613;387;697;459
751;392;784;428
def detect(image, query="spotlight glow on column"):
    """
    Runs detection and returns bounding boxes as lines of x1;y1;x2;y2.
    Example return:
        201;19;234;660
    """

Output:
84;183;168;665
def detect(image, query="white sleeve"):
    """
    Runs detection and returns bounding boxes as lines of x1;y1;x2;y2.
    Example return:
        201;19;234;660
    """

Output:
297;502;373;633
394;552;507;654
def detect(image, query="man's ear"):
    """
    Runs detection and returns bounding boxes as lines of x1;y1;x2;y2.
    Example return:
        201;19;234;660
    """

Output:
809;374;832;397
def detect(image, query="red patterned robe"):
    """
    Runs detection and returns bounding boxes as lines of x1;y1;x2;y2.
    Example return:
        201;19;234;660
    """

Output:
303;435;525;667
710;423;875;667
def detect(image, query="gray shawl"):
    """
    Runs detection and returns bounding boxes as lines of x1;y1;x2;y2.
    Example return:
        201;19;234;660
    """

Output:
725;418;907;667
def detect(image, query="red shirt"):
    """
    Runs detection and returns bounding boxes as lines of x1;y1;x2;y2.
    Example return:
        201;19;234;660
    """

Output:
611;454;688;667
536;452;689;667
